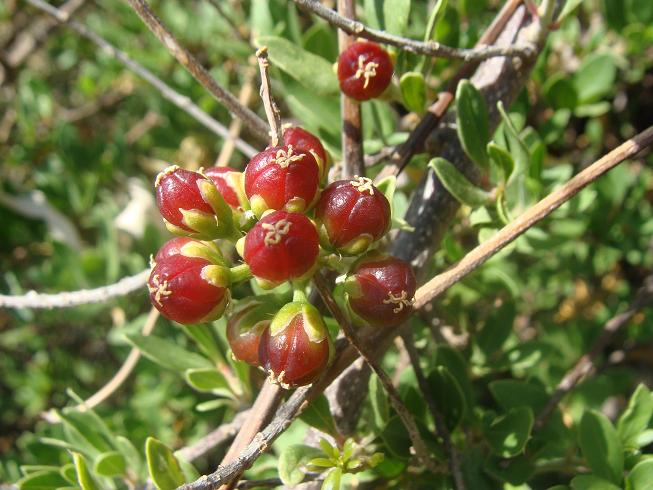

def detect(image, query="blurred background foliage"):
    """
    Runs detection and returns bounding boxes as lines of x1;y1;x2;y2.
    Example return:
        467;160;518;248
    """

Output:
1;0;653;489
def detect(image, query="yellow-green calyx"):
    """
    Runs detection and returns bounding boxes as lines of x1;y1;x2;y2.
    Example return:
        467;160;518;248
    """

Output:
200;265;231;289
179;240;225;265
269;301;328;343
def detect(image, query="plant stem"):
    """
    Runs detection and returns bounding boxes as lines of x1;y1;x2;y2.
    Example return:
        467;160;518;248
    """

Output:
255;46;283;146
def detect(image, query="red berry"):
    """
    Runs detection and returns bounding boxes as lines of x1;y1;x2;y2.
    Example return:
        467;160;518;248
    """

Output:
345;253;416;327
337;41;393;101
244;144;319;218
242;211;319;287
148;253;231;325
203;166;246;210
258;302;333;388
282;127;329;182
226;298;279;367
155;165;234;240
315;176;391;255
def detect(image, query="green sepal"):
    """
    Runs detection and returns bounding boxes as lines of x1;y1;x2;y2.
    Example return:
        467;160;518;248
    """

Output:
197;177;236;235
179;240;225;265
200;264;231;288
232;297;281;336
270;301;328;343
249;194;271;219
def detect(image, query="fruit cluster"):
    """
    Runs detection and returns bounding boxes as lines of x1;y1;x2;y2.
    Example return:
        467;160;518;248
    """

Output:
148;44;411;388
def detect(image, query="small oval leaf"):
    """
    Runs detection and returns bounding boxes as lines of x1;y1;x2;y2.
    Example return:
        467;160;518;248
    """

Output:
429;157;492;207
456;80;490;169
400;72;426;114
579;410;624;484
93;451;126;477
146;437;186;490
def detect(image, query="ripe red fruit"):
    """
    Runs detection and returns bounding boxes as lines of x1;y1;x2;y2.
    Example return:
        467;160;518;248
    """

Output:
244;144;319;218
203;166;247;211
226;298;279;367
315;176;391;255
155;166;234;240
344;252;416;327
282;127;329;182
148;252;231;325
258;302;333;388
241;211;319;287
337;41;393;101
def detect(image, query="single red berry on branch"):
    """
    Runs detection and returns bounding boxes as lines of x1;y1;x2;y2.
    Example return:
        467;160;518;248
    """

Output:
155;166;235;240
241;211;319;288
282;126;329;182
227;298;279;367
258;301;333;388
315;176;391;255
244;144;319;218
337;41;393;101
344;252;416;327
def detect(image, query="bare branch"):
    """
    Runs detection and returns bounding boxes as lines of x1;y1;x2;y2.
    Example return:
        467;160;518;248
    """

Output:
413;125;653;309
255;47;283;146
177;410;252;462
292;0;536;61
123;0;270;143
0;268;150;309
25;0;257;158
534;275;653;430
312;272;441;475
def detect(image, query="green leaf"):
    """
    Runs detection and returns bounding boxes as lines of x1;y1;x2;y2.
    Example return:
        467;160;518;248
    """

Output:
375;175;397;209
369;374;390;429
558;0;585;21
497;102;530;181
299;394;339;437
400;72;427;114
573;53;617;104
427;366;466;430
17;471;71;490
384;0;411;36
319;438;339;460
115;436;144;479
476;301;515;357
423;0;448;41
183;324;224;364
250;0;274;38
617;384;653;448
125;333;212;372
93;451;126;477
456;80;490;169
485;407;533;457
487;143;515;183
146;437;186;490
429;157;492;207
579;410;624;484
571;475;621;490
498;341;551;371
72;453;100;490
321;467;342;490
626;459;653;490
543;74;579;110
364;0;384;29
278;445;322;486
184;368;232;396
489;380;548;412
255;36;338;96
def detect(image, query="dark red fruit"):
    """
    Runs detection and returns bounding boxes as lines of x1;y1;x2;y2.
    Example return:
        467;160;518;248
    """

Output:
226;299;278;367
148;253;230;325
315;176;391;255
155;165;234;240
345;252;416;327
258;302;333;388
282;127;329;182
203;166;246;210
241;211;319;287
244;144;319;218
337;41;393;101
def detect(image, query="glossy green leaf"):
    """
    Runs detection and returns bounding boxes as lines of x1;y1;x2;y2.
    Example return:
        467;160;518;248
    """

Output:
384;0;411;36
427;366;466;430
299;394;339;437
72;453;100;490
278;445;322;486
489;380;548;412
571;475;621;490
498;341;552;371
626;459;653;490
429;157;492;207
17;470;71;490
93;451;126;477
183;324;224;364
456;80;490;169
369;373;390;429
617;384;653;448
573;53;617;104
125;333;212;372
485;407;533;457
322;467;342;490
255;36;338;96
579;410;624;484
487;142;515;183
184;368;232;395
146;437;186;490
400;72;427;114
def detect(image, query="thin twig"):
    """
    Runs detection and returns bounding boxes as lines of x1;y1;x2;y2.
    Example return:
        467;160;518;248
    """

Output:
400;332;465;490
205;0;247;42
292;0;535;61
337;0;364;179
177;410;252;462
123;0;270;143
42;307;159;423
413;125;653;309
255;47;282;146
26;0;257;158
313;272;441;475
0;268;150;309
534;275;653;430
216;71;256;167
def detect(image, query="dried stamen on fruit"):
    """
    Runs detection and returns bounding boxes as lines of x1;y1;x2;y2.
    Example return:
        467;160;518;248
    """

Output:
355;55;379;89
155;165;180;187
262;219;292;246
274;145;304;168
382;290;412;313
350;175;375;195
148;274;172;305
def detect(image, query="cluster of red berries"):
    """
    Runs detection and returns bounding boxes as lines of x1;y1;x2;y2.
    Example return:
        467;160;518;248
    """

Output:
147;43;410;388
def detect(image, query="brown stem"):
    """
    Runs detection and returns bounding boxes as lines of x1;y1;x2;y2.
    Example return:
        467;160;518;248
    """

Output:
312;272;441;475
255;47;283;146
